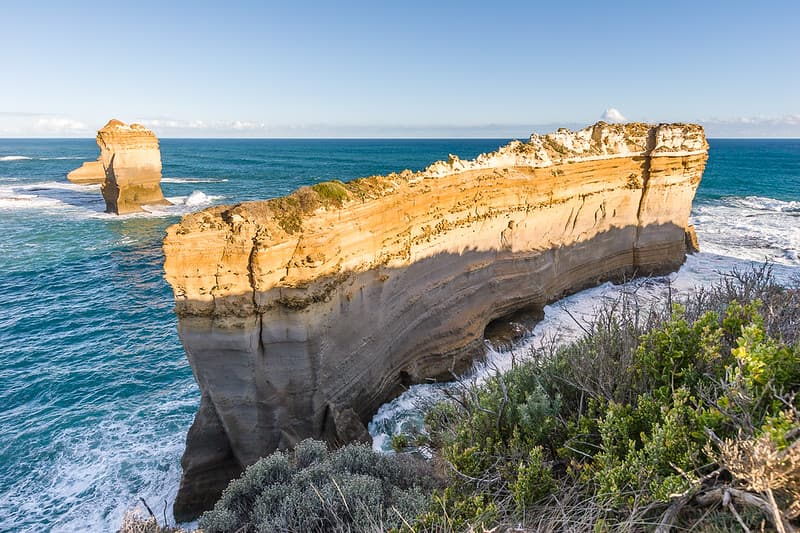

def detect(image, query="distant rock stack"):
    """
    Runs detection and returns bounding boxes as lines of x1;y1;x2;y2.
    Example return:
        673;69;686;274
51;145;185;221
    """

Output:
67;119;170;214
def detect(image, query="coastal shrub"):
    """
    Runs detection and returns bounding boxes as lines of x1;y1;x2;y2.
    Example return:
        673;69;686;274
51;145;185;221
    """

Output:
198;439;437;533
413;267;800;531
311;180;350;205
268;181;350;234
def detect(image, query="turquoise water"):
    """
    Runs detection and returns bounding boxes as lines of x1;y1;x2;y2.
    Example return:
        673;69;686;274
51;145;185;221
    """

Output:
0;138;798;532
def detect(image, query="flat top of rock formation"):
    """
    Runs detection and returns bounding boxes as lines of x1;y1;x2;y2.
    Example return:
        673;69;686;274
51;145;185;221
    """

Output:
170;122;707;238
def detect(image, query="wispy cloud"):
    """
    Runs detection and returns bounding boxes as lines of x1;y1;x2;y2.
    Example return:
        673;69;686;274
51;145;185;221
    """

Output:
2;112;799;138
33;117;88;133
231;120;266;131
136;118;208;129
0;112;92;137
699;114;800;137
135;118;267;132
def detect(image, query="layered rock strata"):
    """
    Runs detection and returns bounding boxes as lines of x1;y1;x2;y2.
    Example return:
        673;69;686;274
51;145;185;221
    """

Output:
163;122;708;520
67;119;170;213
66;158;104;184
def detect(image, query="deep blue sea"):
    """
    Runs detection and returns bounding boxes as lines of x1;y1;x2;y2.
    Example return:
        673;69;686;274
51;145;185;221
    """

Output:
1;138;798;532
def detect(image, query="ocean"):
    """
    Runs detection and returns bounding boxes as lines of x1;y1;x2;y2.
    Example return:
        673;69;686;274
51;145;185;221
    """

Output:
1;138;798;532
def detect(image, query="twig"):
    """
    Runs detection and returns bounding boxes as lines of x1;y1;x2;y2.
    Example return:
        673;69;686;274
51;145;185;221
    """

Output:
138;497;157;524
654;494;690;533
392;505;416;532
695;487;797;533
727;500;751;533
766;488;787;533
497;373;509;435
562;305;590;336
330;475;351;515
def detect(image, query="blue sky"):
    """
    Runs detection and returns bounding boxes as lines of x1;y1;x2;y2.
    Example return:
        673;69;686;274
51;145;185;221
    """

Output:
1;0;798;137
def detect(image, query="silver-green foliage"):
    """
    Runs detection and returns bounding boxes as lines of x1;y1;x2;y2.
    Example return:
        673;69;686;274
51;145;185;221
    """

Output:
199;439;435;533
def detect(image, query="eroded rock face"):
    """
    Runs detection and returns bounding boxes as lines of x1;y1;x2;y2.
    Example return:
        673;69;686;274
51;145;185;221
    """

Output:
66;159;104;184
67;119;170;213
163;121;708;520
97;119;170;214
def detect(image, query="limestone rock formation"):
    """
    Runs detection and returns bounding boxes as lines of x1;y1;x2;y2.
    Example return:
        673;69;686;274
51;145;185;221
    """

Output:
67;119;170;213
97;119;170;214
163;121;708;520
66;159;104;184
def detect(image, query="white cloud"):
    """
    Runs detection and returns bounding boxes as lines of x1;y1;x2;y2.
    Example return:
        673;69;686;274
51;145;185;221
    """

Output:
136;119;207;129
0;113;92;137
33;117;88;133
231;120;266;131
699;114;800;137
702;114;800;126
601;108;627;123
3;111;798;138
135;118;266;133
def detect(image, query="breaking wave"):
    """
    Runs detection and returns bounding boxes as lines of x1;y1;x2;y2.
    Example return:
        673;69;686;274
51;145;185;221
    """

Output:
727;195;800;213
0;181;223;218
161;177;229;184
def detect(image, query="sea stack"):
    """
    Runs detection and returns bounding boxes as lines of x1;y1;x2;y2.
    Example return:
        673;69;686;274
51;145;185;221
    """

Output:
163;121;709;520
68;119;170;214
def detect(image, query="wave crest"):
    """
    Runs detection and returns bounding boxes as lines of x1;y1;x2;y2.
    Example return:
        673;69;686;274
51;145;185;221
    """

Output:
728;195;800;213
162;177;229;184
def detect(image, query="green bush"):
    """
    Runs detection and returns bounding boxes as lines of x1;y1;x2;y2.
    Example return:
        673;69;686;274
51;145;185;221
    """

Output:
311;181;350;205
199;440;437;533
416;267;800;531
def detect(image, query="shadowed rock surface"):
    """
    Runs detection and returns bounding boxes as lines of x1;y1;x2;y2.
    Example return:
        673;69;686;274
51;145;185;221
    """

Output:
67;119;170;213
162;121;708;520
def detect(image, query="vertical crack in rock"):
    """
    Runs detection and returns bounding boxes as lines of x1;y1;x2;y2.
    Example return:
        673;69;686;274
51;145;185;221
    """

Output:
634;126;657;269
163;121;709;519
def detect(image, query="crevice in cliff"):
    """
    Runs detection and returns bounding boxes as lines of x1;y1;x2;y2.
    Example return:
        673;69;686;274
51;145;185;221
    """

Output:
248;235;259;311
633;128;658;266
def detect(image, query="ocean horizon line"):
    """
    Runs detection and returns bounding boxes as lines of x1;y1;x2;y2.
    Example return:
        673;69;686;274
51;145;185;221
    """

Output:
2;135;799;141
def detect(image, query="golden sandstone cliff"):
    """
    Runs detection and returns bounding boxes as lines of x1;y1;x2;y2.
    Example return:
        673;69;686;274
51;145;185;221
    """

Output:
68;119;170;214
162;122;709;520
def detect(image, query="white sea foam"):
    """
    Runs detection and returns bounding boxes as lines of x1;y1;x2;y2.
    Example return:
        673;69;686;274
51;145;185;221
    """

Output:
184;190;216;207
95;191;226;220
691;197;799;265
162;177;229;184
0;181;102;211
1;155;86;161
0;180;223;219
0;386;197;533
369;248;800;452
728;195;800;213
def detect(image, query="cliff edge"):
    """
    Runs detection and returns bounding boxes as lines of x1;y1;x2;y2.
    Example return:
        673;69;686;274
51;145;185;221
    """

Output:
163;121;708;520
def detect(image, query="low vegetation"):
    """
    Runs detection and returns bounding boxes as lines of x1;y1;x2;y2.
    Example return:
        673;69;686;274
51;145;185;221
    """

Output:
415;265;800;531
122;266;799;532
198;440;437;533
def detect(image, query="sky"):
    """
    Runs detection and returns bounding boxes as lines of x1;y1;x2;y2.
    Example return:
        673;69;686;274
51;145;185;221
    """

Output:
1;0;798;138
